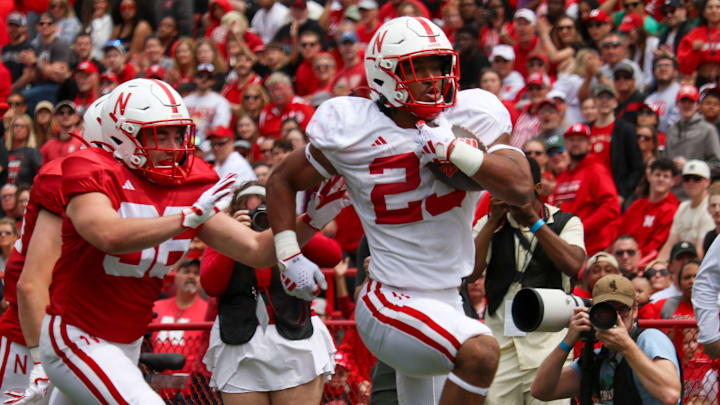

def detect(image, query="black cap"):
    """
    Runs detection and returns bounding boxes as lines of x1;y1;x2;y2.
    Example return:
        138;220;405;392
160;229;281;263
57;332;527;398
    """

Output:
670;241;697;261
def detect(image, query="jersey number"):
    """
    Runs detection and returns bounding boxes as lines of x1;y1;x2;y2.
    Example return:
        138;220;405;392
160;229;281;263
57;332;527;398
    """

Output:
370;153;466;225
103;203;192;279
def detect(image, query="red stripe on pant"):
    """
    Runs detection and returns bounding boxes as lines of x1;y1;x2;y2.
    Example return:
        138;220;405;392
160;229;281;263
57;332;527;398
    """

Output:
59;320;129;405
362;280;457;363
0;337;11;389
48;315;111;405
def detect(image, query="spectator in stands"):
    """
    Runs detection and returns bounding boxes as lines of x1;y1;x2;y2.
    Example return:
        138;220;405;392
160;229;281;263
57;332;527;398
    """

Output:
537;15;583;71
473;157;585;405
597;32;644;88
201;182;339;405
537;98;566;140
6;115;41;186
209;126;257;183
235;112;262;162
612;63;645;124
615;157;679;264
636;125;660;165
73;60;99;111
580;95;598;123
3;12;32;92
22;13;71;110
546;136;571;196
454;26;490;91
274;0;324;55
0;185;16;219
652;240;698;301
644;55;681;132
491;45;524;102
658;0;693;53
532;274;682;405
32;101;56;146
270;138;294;166
659;160;714;259
512;9;542;78
584;9;613;49
324;353;354;404
156;14;179;57
307;53;336;102
110;0;152;63
3;92;27;131
480;0;513;56
294;30;324;98
195;39;228;90
252;0;289;44
633;275;658;319
664;84;720;178
0;217;17;274
581;253;622;300
613;234;641;277
14;185;29;219
618;13;659;89
141;35;173;75
677;0;720;85
480;68;519;125
704;182;720;252
185;63;232;155
102;39;135;83
46;0;81;47
259;137;275;165
150;258;210;399
82;0;114;60
645;258;672;292
284;128;308;151
700;84;720;134
512;73;549;148
241;83;269;124
40;100;83;165
98;71;118;95
253;162;271;183
71;33;105;74
166;37;195;87
222;50;262;118
332;31;366;97
356;0;380;47
590;83;644;203
553;49;594;126
549;123;620;255
258;72;315;138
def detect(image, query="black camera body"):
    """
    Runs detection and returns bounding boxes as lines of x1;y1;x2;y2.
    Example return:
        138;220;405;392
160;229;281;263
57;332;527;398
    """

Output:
511;288;619;333
248;204;269;231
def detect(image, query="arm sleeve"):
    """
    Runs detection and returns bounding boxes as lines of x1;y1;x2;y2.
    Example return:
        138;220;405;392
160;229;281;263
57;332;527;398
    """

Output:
693;239;720;344
301;232;343;268
199;246;236;297
677;28;701;76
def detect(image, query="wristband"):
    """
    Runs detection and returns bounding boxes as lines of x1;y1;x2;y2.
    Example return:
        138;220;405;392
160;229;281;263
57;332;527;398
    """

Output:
530;218;546;234
29;346;42;363
274;230;301;264
558;340;572;352
448;139;485;177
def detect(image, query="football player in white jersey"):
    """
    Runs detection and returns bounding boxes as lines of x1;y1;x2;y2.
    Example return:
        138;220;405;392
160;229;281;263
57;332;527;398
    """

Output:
267;16;534;405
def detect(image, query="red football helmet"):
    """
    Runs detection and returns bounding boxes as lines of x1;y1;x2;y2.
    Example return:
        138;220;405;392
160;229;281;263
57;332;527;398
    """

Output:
364;17;459;120
100;79;196;185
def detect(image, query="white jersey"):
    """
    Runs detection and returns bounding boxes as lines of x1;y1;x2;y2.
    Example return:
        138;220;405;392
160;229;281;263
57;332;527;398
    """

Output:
307;89;511;289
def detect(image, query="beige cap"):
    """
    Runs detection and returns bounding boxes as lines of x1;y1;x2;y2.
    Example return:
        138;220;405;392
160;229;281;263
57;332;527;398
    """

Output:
592;274;636;307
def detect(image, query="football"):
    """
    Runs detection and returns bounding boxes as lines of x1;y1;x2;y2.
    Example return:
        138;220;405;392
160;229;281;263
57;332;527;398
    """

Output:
428;125;486;191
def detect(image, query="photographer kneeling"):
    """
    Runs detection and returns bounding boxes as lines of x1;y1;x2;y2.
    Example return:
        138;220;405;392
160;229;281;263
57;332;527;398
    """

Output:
531;275;682;405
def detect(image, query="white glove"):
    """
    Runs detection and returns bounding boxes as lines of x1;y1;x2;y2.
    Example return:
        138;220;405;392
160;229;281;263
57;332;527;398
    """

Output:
278;253;328;301
181;173;237;229
274;231;328;301
304;175;351;230
416;116;456;162
4;362;50;404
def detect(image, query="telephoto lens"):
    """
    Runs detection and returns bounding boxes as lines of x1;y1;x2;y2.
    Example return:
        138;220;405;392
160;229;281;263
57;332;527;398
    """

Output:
588;302;617;330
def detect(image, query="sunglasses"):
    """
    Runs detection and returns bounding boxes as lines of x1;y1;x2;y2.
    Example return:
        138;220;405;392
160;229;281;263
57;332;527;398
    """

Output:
243;94;260;101
300;41;319;48
645;268;669;277
638;109;656;116
614;249;637;256
211;139;230;147
56;109;74;116
547;147;565;156
602;41;621;49
7;101;23;107
683;175;705;182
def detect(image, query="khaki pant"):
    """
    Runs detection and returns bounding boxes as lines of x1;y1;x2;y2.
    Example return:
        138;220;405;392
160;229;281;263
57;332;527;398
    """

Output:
486;343;571;405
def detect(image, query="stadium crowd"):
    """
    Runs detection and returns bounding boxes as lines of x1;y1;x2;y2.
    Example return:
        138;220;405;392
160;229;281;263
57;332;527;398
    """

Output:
2;0;720;403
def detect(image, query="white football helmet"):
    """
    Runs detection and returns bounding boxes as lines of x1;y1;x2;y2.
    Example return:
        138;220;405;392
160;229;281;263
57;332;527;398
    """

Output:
82;94;108;148
364;17;459;120
99;78;196;185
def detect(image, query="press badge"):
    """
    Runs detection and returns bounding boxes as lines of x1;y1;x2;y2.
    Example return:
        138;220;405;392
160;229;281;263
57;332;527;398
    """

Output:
504;299;526;337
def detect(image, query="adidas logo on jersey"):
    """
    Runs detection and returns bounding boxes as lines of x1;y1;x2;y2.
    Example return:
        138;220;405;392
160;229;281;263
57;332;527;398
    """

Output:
371;136;387;147
122;180;135;190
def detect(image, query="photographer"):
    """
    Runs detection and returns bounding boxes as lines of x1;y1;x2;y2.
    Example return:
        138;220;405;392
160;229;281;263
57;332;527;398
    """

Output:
531;275;682;405
200;180;346;404
472;157;586;404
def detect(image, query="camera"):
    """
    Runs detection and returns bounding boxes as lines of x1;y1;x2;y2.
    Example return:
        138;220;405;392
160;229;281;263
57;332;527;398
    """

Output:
248;204;269;231
510;288;619;333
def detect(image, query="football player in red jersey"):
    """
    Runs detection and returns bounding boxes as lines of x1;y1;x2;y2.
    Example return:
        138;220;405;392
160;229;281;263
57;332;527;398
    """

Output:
0;96;108;405
34;79;335;405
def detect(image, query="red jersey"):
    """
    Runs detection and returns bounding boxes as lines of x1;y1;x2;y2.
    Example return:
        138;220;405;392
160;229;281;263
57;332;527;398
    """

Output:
48;148;218;343
590;121;614;173
512;36;542;78
549;156;620;255
295;59;318;97
332;61;367;96
117;62;136;84
0;158;64;345
258;97;315;139
221;74;262;106
356;23;380;47
40;134;84;165
614;193;679;261
677;26;720;76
